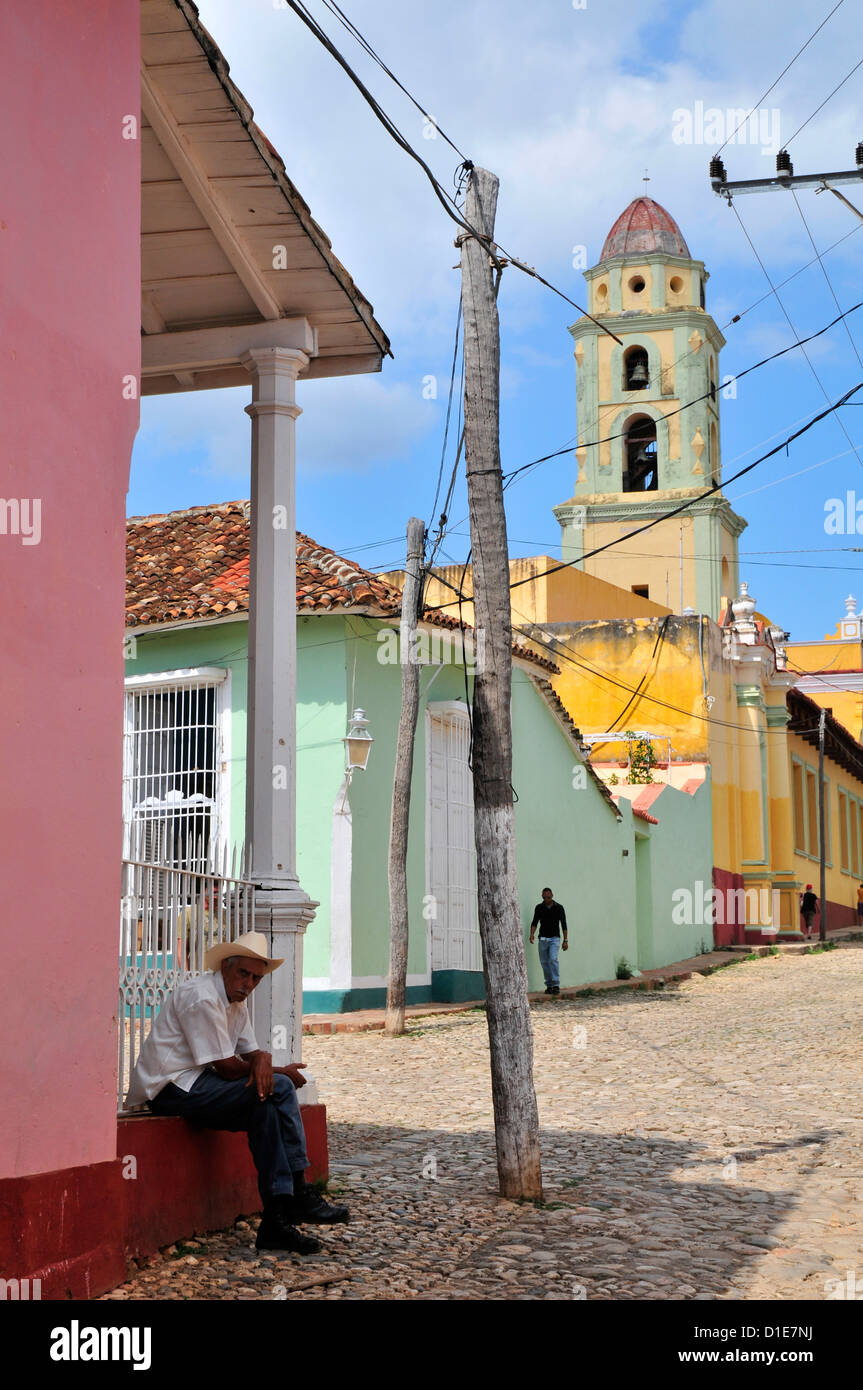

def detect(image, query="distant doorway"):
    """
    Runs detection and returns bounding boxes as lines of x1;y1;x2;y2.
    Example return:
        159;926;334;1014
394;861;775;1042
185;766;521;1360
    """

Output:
426;705;482;974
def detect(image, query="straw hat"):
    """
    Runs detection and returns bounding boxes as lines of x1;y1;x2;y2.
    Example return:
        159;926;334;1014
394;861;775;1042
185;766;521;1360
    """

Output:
204;931;284;975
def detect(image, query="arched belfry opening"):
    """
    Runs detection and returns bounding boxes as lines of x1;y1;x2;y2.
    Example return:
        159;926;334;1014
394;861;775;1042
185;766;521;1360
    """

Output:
623;415;658;491
623;345;649;391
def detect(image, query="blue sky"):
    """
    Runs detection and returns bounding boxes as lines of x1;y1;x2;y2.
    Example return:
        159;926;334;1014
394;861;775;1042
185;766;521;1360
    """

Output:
129;0;863;643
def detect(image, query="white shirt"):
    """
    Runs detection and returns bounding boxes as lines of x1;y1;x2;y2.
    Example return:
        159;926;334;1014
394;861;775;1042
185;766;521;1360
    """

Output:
126;971;259;1106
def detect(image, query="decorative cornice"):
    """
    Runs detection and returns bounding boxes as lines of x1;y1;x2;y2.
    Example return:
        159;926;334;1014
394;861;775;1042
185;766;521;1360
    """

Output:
737;685;767;711
765;704;791;727
553;491;748;536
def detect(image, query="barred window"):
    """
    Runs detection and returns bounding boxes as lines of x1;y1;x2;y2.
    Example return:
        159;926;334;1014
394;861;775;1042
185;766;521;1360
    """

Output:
123;668;228;870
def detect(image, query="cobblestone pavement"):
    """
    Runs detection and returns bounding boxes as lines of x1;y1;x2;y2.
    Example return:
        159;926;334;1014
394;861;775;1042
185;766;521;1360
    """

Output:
103;946;863;1301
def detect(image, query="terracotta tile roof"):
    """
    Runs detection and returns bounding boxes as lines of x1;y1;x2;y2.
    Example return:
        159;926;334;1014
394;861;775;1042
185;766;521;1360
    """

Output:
125;501;558;674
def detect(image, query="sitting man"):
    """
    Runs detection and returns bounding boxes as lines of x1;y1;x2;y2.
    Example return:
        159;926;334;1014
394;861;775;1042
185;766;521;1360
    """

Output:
125;930;347;1255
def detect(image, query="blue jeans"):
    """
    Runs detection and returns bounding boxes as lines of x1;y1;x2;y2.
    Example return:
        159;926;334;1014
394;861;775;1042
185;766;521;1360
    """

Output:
538;936;561;988
149;1069;309;1204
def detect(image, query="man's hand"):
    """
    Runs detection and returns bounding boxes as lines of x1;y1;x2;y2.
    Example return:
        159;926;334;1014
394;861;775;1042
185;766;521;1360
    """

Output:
275;1062;308;1089
562;939;569;952
529;934;535;945
246;1050;274;1100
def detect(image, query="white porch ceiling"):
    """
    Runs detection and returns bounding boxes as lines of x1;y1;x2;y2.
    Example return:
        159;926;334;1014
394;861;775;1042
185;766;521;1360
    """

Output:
141;0;391;394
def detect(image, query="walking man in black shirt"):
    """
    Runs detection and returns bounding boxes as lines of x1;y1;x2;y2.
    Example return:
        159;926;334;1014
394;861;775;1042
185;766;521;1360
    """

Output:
529;887;568;995
800;884;818;937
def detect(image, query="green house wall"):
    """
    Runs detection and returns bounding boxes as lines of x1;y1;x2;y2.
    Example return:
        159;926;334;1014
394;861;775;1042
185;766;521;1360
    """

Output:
125;614;715;1012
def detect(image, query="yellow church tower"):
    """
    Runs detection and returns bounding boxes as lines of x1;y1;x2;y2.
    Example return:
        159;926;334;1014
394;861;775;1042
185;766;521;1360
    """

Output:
554;196;746;617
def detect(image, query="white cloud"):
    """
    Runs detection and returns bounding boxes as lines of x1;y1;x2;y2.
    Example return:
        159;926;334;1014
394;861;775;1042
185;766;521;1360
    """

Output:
134;376;436;487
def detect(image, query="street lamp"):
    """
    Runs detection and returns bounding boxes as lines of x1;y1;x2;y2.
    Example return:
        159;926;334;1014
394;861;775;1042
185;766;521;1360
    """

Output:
343;708;373;773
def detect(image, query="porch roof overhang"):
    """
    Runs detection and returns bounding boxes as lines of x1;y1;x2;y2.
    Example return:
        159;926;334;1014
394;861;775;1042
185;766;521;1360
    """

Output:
141;0;391;395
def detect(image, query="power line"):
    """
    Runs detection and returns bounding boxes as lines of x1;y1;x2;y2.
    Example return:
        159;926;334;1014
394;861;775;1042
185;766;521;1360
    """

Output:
724;219;862;327
278;0;621;341
714;0;847;156
315;0;470;161
427;291;463;542
791;189;863;375
731;202;863;471
436;530;863;573
420;380;863;611
501;299;863;492
785;52;863;148
508;382;863;590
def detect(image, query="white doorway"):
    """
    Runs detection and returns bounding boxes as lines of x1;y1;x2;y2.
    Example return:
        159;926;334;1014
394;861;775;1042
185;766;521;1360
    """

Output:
426;702;482;973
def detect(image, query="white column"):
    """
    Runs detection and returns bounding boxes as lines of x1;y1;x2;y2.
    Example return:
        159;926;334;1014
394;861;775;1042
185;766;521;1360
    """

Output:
242;345;318;1064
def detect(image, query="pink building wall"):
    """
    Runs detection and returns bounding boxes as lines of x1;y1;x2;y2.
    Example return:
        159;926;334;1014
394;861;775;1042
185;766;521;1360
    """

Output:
0;1;140;1179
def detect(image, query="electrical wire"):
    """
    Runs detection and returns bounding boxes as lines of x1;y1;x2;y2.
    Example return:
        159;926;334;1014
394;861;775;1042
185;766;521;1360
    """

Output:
791;189;863;374
427;291;463;538
784;52;863;148
501;299;863;492
431;542;796;740
731;202;863;472
277;0;621;341
713;0;846;155
316;0;470;161
422;380;863;606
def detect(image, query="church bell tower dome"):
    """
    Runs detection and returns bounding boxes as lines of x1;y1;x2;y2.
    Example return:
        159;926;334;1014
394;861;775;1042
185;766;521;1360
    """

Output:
600;196;691;260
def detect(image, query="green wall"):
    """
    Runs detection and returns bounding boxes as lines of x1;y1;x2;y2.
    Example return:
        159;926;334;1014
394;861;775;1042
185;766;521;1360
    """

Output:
640;775;715;969
295;615;352;980
510;670;639;990
126;613;716;1011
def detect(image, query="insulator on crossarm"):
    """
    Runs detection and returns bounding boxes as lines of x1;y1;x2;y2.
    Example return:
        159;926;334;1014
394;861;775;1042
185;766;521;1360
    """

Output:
709;156;726;190
776;149;793;179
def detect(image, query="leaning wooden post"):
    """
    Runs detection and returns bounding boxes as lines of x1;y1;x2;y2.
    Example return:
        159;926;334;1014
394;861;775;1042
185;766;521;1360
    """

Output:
460;166;543;1199
385;517;425;1035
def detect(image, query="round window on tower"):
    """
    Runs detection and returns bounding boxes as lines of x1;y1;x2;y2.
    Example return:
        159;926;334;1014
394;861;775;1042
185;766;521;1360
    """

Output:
669;275;683;294
596;281;608;307
629;275;646;294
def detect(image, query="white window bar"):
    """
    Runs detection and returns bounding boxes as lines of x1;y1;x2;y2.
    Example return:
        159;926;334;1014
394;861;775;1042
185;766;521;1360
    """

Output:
122;668;228;872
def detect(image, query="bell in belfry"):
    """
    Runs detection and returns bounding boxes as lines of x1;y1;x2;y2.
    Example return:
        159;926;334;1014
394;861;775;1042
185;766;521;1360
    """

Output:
629;356;648;387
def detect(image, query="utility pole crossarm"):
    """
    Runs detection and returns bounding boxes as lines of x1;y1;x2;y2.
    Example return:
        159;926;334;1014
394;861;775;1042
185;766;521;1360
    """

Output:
710;144;863;202
711;167;863;198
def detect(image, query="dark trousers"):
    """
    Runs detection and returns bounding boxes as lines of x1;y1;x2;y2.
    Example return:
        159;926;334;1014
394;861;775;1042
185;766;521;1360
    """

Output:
149;1070;309;1204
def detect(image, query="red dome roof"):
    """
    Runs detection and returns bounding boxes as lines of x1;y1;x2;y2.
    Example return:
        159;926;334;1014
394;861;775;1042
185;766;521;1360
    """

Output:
600;197;690;261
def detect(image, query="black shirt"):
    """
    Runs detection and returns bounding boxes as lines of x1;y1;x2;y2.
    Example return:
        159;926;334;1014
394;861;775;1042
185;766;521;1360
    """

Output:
801;892;818;914
531;902;567;938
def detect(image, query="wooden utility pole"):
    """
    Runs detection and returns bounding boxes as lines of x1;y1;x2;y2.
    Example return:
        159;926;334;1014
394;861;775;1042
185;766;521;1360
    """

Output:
818;707;828;943
385;517;425;1035
459;166;543;1200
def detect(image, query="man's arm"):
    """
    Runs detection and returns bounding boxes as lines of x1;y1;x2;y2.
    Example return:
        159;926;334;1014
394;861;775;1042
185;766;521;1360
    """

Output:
529;905;539;943
211;1049;272;1099
232;1049;309;1095
559;904;568;950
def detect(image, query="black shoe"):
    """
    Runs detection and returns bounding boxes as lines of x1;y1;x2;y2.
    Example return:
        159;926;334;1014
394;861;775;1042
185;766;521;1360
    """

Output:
551;986;560;995
256;1213;321;1254
286;1188;350;1226
544;986;552;994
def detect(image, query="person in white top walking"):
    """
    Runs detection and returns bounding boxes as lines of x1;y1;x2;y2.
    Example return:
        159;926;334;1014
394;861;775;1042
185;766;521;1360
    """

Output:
127;930;347;1255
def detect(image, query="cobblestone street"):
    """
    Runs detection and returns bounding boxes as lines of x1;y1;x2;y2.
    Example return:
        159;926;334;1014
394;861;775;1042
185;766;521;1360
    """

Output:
104;945;863;1301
